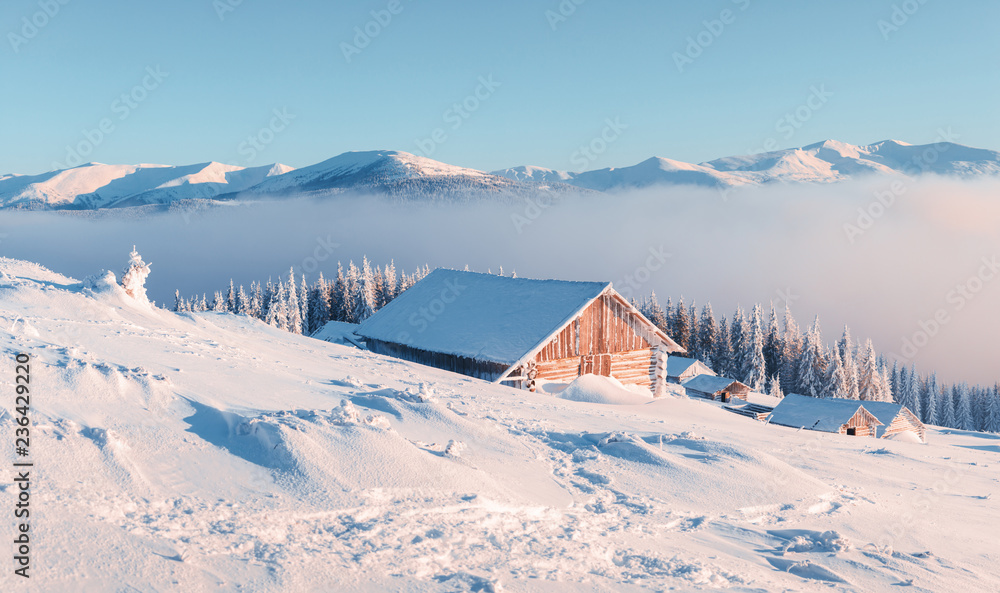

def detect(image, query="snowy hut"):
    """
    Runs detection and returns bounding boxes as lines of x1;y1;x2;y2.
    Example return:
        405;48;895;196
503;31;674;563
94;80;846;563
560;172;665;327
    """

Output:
353;269;685;394
666;356;716;384
856;400;926;442
682;375;750;402
767;394;883;437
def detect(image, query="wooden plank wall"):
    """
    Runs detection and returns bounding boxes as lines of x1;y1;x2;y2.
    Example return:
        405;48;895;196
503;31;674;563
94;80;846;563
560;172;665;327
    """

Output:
841;408;881;437
881;409;926;441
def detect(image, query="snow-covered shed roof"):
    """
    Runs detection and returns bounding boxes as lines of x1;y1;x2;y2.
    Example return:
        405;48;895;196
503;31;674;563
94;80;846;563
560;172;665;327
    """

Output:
768;394;883;432
682;374;744;394
354;269;612;366
667;356;714;378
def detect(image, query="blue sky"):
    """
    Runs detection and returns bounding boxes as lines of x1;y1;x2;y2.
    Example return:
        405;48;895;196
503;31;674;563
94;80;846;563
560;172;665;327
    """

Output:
2;0;997;174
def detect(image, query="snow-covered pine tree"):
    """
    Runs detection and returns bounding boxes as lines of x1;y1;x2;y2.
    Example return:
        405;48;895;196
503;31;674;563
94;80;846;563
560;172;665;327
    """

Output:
745;304;767;392
674;296;691;351
698;304;718;369
285;267;302;334
763;303;782;389
769;373;784;399
730;307;749;383
664;296;675;337
341;262;359;323
199;294;208;312
878;359;893;402
299;276;309;334
955;384;974;431
173;290;183;312
120;246;152;302
352;257;376;323
688;302;700;359
986;384;1000;433
236;285;250;315
383;260;398;303
938;383;956;428
330;263;345;322
898;365;920;419
780;305;802;394
923;373;940;425
796;317;827;398
641;291;666;333
226;280;236;312
309;273;330;333
212;291;226;312
838;326;861;400
826;345;850;399
713;315;732;377
265;281;288;330
857;339;880;401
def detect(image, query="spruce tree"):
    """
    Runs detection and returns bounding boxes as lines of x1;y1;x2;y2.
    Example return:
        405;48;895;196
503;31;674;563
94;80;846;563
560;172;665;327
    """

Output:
226;280;236;312
286;267;302;334
745;304;767;391
955;384;974;431
763;303;782;388
646;291;669;333
826;346;850;399
714;315;732;378
674;296;691;351
173;290;183;312
769;374;784;399
265;281;288;330
857;339;880;401
780;305;802;394
796;317;827;398
924;374;940;425
838;326;860;400
730;306;748;383
938;384;956;428
299;276;310;334
698;304;718;367
986;384;1000;433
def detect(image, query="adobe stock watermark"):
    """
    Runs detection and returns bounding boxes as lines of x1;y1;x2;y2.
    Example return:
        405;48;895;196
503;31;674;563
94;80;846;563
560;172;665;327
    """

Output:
878;0;931;41
892;255;1000;362
298;235;341;275
843;127;960;242
571;117;627;172
213;0;245;21
746;85;834;155
394;276;468;345
237;107;295;164
414;75;501;157
340;0;411;63
545;0;588;31
673;0;751;73
51;66;169;171
7;0;72;54
616;246;672;301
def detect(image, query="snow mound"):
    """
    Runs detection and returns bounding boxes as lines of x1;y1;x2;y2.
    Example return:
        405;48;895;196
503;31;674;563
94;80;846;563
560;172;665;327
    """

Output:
557;374;652;405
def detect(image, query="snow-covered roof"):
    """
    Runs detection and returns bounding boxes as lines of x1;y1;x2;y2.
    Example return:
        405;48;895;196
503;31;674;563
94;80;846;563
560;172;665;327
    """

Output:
311;320;361;345
355;269;611;366
682;374;743;394
768;394;883;433
667;356;714;378
857;400;907;426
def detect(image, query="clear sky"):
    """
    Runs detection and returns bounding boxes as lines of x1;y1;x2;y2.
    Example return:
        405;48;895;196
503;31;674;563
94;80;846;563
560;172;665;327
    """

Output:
2;0;997;175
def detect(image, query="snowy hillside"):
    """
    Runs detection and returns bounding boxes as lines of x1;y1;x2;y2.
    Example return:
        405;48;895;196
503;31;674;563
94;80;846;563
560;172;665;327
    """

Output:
0;162;293;210
493;139;1000;190
1;257;998;592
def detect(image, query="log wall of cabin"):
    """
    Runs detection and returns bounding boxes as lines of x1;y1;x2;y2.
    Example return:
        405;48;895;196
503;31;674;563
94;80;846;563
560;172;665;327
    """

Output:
880;410;926;442
531;294;663;393
841;409;882;437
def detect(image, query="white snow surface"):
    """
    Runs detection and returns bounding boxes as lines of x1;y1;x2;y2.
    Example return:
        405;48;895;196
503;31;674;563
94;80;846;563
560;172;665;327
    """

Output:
1;257;999;592
557;374;653;405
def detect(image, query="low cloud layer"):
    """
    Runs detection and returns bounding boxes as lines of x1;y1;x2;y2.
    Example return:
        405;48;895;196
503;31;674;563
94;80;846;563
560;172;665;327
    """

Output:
2;175;999;385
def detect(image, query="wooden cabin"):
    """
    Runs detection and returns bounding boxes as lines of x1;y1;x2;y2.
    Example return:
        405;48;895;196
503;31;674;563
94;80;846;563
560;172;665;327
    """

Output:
666;356;716;384
767;394;883;437
353;269;685;395
682;374;750;403
857;400;926;442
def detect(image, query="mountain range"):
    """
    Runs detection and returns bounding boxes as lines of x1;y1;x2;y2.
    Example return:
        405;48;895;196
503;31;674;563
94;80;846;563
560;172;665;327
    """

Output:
3;139;999;210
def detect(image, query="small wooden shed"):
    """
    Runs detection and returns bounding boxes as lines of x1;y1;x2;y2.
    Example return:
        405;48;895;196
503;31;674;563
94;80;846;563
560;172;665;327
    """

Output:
858;400;926;442
767;394;883;437
682;374;750;403
353;269;685;395
666;356;716;384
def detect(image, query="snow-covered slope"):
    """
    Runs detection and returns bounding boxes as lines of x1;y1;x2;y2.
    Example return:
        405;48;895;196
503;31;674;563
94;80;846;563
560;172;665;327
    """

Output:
1;257;999;591
493;139;1000;191
0;162;293;210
